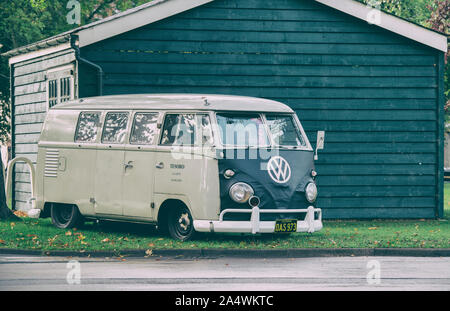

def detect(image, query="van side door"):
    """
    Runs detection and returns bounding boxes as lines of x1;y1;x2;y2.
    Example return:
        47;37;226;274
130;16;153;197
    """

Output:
122;111;160;219
154;113;220;221
94;111;130;216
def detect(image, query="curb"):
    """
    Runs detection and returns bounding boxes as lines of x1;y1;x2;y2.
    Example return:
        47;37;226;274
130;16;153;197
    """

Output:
1;247;450;258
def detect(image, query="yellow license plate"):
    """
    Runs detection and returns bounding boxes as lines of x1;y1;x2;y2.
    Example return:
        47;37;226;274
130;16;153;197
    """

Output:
274;219;297;233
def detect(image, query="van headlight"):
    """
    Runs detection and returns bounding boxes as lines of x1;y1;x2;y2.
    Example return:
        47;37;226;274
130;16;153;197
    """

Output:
305;182;318;203
229;182;254;203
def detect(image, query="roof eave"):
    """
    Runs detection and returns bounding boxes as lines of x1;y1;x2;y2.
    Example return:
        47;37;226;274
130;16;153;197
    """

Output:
315;0;448;53
76;0;213;47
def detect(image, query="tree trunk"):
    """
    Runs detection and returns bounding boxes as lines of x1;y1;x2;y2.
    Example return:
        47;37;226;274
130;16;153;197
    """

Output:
0;149;20;221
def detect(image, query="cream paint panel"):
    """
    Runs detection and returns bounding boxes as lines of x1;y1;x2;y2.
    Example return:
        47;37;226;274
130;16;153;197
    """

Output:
40;146;96;216
39;109;96;215
153;148;220;220
35;147;45;210
94;147;125;215
122;147;156;219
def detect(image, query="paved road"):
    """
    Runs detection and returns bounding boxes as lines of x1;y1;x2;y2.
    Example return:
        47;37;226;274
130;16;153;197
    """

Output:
0;254;449;291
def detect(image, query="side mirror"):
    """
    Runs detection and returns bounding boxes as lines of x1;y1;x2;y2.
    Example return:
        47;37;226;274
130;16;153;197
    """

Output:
314;131;325;161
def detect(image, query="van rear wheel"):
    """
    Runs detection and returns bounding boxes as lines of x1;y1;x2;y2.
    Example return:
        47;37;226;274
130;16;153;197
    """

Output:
167;206;195;241
51;204;83;229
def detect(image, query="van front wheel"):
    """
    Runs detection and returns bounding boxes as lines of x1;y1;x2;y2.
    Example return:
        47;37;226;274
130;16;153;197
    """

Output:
167;206;195;241
51;204;83;229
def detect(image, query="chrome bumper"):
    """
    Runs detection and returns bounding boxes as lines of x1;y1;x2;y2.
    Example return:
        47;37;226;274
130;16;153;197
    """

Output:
194;206;322;234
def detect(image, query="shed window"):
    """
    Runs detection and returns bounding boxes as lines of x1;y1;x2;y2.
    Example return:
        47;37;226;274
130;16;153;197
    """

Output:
160;114;213;146
46;65;74;109
130;113;159;145
48;79;58;108
75;112;101;143
102;112;129;144
60;77;72;103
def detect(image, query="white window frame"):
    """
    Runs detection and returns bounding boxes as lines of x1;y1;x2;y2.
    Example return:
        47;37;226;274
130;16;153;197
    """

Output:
46;64;75;110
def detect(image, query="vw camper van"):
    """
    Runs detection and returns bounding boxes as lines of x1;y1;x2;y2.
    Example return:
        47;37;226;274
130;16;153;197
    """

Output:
32;94;324;240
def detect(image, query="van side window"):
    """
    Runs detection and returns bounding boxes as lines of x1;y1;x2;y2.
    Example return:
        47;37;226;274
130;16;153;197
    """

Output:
161;114;195;146
102;112;129;144
75;112;101;143
130;113;159;145
160;114;213;146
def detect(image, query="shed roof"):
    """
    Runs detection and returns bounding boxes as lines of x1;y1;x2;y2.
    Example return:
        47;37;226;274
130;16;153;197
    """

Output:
53;94;294;113
3;0;448;64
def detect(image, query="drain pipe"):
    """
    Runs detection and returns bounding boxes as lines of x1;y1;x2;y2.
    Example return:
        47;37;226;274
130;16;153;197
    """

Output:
71;36;103;96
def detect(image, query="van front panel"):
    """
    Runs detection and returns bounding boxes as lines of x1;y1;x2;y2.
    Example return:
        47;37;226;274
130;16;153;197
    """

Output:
218;149;316;221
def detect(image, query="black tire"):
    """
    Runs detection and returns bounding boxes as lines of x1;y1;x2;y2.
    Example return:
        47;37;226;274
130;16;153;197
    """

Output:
167;205;195;241
51;204;83;229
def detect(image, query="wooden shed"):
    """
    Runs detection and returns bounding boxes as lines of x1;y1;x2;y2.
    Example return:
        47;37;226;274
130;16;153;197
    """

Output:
2;0;448;218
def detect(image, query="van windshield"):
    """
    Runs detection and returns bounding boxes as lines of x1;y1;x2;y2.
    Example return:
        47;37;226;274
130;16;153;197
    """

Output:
265;114;306;147
216;112;307;148
216;113;270;147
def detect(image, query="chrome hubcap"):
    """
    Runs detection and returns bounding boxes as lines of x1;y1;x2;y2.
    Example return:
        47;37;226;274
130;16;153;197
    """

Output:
178;213;191;231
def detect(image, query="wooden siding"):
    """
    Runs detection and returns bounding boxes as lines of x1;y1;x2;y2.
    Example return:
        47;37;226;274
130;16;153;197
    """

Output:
12;49;75;211
79;0;442;219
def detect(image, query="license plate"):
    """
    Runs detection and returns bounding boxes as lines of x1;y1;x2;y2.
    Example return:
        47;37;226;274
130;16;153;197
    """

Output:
274;219;297;233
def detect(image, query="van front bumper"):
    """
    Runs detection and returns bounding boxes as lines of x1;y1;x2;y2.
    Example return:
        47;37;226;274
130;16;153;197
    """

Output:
194;206;322;234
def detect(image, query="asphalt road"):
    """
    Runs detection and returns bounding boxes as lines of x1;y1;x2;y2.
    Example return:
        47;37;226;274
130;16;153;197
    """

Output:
0;254;449;291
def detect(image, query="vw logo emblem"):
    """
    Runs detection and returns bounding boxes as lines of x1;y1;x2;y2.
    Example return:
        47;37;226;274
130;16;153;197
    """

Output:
267;156;291;184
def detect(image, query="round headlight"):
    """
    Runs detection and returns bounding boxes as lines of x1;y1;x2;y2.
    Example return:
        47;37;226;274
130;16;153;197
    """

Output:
229;182;254;203
305;182;318;203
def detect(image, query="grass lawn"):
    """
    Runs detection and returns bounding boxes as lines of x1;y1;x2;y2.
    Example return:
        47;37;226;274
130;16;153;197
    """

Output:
0;186;449;253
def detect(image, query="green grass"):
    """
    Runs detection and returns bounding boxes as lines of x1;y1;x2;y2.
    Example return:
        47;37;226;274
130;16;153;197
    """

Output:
0;188;449;252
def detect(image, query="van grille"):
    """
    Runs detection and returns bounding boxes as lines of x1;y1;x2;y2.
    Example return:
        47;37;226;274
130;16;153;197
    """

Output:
44;149;59;178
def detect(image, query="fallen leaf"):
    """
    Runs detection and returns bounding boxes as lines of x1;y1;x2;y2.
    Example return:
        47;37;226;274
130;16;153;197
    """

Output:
0;239;5;244
148;243;155;247
65;231;72;236
101;238;110;243
76;234;86;241
13;211;28;218
368;227;378;230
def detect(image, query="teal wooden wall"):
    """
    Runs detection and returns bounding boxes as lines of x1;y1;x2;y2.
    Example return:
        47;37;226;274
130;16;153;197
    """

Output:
75;0;443;218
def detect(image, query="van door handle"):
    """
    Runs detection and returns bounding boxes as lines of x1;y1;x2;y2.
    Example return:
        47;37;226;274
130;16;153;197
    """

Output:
156;162;164;169
124;161;134;170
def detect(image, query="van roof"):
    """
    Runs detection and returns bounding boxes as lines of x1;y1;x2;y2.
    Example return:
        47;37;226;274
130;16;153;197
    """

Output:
54;94;294;113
